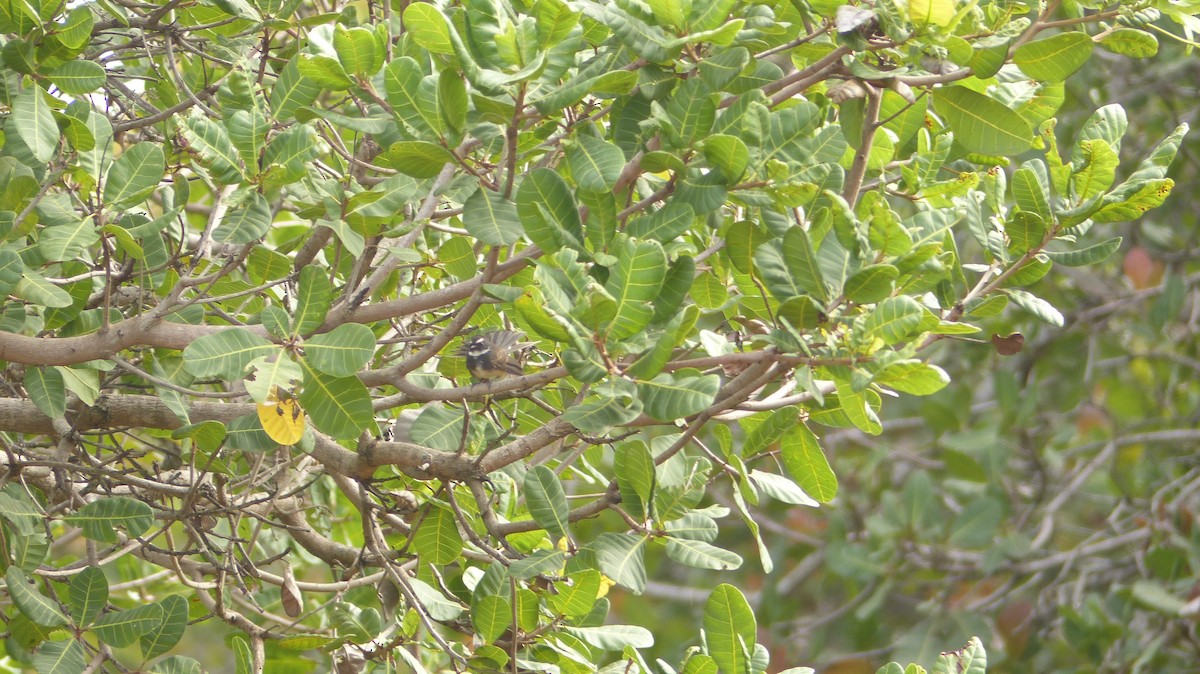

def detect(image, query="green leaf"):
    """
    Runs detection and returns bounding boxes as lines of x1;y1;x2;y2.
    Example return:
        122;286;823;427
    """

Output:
410;405;474;452
682;654;721;674
666;273;711;329
334;24;380;77
933;87;1033;156
387;141;457;178
213;192;272;243
664;79;717;146
645;0;685;27
104;143;165;208
170;421;227;453
183;328;277;380
403;2;456;54
1005;212;1045;254
666;538;743;570
57;7;95;49
472;594;511;644
1072;139;1119;201
593;533;648;594
525;465;570;542
32;639;86;674
561;391;644;433
699;46;749;89
303;324;376;377
664;513;718;542
1073;104;1128;165
1093;178;1175;223
66;496;155;543
1011;164;1051;222
1014;32;1094;82
835;378;882;435
549;570;601;617
933;637;987;674
747;470;819;506
412;505;463;566
720;219;768;274
101;223;144;259
13;89;60;163
6;567;69;627
692;270;728;310
781;227;828;300
247;246;291;284
533;68;638;112
233;635;252;674
580;188;616;251
517;168;584;252
384;57;442;137
10;529;50;573
149;656;204;674
701;134;749;181
0;492;41;535
1003;288;1064;326
703;584;755;674
0;248;25;297
39;217;99;262
567;135;625;192
48;60;107;94
433;70;466;137
861;295;924;344
565;624;655;650
409;577;463;621
299;54;353;90
297;365;375;439
57;366;101;407
439;237;478;280
585;3;677;62
781;424;837;503
226;109;268;169
180;112;245;184
763;103;821;165
875;361;950;395
92;603;164;648
68;567;108;627
604;238;667;339
1044;237;1122;267
743;407;798;456
261;124;322;173
24;366;66;418
270;57;322;122
844;264;898;303
462;187;523;245
626;201;695;242
1099;28;1158;58
637;372;720;421
292;265;330;336
615;441;656;520
508;549;568;579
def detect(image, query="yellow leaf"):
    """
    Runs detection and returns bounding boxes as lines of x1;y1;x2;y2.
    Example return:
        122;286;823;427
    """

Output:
257;388;306;445
597;574;616;599
910;0;954;29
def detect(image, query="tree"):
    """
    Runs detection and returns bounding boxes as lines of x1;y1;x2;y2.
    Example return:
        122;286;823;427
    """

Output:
0;0;1193;670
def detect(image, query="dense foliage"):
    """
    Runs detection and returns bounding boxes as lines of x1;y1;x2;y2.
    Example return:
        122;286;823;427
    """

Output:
0;0;1195;671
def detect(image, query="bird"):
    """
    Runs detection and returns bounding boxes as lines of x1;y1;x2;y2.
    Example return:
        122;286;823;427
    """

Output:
456;330;528;380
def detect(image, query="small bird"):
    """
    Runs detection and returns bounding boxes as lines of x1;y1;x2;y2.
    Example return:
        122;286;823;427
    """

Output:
457;330;528;380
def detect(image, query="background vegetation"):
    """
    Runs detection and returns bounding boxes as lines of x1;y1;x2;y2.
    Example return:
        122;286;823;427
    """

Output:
0;0;1196;672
